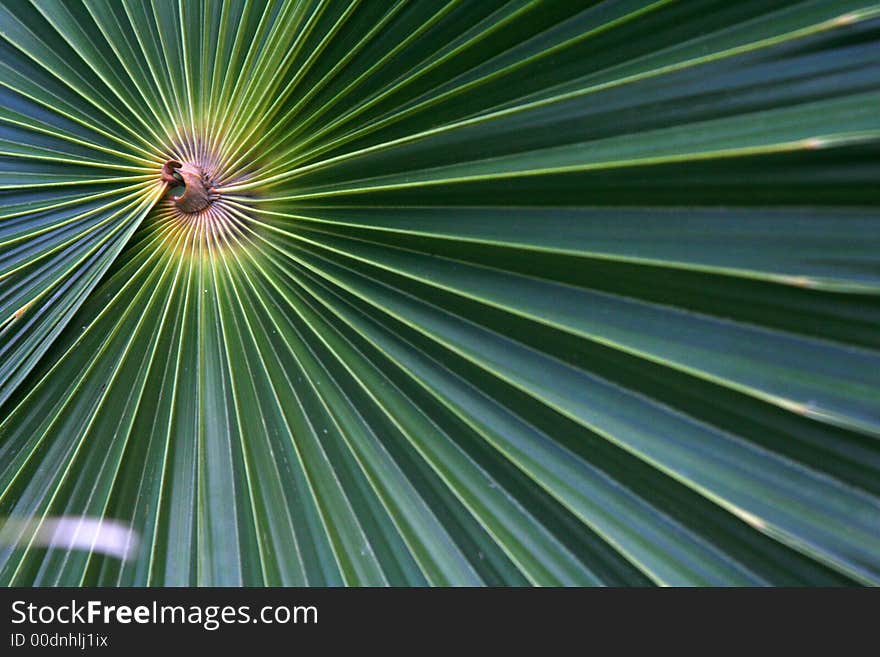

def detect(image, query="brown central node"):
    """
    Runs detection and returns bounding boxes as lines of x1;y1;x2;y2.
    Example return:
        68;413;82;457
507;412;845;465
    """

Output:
162;160;216;214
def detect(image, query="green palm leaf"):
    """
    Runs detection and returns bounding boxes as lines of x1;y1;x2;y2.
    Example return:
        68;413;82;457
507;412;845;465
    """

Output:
1;0;879;586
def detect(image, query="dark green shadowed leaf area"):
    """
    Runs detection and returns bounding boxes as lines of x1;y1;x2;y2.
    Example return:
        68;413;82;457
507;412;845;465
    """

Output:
0;0;879;586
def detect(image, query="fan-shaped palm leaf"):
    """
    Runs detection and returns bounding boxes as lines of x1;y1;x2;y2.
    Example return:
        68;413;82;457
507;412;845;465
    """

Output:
1;0;879;586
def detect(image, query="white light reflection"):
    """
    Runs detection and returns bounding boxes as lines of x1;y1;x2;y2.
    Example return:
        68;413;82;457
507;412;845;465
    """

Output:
0;516;139;561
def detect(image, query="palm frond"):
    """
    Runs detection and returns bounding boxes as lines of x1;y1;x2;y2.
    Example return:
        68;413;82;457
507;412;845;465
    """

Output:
1;0;879;585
